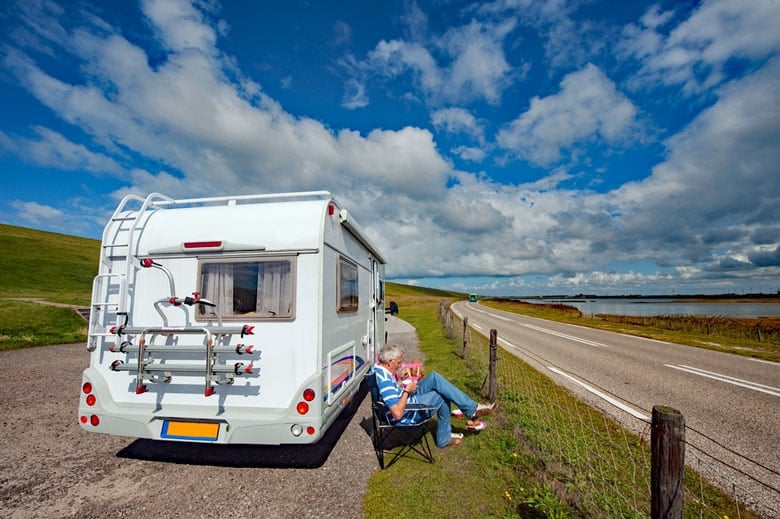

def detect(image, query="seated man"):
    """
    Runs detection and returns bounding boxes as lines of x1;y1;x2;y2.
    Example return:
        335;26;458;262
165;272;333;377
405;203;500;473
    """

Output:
374;344;497;448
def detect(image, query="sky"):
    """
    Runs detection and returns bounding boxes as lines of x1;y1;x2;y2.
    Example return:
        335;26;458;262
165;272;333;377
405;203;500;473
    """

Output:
0;0;779;297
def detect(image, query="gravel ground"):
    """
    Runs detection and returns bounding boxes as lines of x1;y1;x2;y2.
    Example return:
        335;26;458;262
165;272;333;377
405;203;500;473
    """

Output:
0;316;422;519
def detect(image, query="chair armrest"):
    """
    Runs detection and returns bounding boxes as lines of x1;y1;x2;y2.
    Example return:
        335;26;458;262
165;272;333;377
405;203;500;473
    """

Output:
402;403;438;421
405;403;437;412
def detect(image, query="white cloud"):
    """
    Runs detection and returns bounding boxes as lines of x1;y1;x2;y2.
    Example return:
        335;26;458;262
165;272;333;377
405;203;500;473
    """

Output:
611;56;780;268
10;200;64;223
621;0;780;94
365;18;516;105
451;145;486;162
332;20;352;47
496;64;639;165
342;78;369;109
431;107;485;142
1;126;123;175
141;0;218;54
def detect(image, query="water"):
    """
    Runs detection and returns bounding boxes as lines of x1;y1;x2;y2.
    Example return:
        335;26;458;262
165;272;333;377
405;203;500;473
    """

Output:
522;298;780;319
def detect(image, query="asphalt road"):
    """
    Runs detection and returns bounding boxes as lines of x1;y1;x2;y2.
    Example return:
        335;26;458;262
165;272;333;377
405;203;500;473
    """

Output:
453;301;780;518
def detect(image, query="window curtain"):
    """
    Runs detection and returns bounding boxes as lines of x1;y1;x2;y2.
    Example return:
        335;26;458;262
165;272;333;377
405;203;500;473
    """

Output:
202;263;234;317
256;262;292;316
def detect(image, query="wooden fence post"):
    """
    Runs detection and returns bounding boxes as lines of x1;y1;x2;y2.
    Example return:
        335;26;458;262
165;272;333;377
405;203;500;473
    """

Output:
488;329;498;402
462;317;469;358
651;405;685;519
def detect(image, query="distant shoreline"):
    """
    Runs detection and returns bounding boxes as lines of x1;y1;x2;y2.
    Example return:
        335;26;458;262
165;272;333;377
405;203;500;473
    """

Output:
670;297;780;304
524;295;780;303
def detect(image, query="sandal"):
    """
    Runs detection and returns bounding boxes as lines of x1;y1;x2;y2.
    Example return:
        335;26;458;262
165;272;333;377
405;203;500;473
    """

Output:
447;432;464;446
474;402;498;418
466;420;487;432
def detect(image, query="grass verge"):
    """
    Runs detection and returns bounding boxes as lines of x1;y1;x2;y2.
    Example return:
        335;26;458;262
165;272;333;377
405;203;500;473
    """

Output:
364;294;759;518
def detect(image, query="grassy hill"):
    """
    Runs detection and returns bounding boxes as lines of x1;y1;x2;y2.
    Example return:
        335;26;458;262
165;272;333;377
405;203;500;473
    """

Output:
0;223;99;305
0;224;100;349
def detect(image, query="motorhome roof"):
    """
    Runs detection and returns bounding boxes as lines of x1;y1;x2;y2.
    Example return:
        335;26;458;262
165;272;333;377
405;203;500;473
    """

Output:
117;191;385;263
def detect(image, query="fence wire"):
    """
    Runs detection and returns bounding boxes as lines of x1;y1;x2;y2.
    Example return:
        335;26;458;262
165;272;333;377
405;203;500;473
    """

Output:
440;304;779;518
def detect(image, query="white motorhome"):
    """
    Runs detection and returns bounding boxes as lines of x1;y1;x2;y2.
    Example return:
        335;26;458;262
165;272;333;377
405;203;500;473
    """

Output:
78;191;386;445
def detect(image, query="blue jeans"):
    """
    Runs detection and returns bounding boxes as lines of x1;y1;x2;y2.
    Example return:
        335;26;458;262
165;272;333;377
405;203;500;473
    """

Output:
413;371;477;448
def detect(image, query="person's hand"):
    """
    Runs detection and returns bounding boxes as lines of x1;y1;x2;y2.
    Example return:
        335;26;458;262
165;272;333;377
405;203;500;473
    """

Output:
405;380;418;393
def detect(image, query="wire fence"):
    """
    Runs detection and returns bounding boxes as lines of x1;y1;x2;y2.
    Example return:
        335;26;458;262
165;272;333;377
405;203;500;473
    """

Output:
439;303;780;518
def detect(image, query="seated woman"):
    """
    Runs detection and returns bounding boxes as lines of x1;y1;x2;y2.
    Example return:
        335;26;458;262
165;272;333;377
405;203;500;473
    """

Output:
374;344;497;447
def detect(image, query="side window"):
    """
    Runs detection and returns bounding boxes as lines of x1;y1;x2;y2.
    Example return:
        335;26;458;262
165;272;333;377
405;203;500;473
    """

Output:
197;258;295;320
337;257;358;313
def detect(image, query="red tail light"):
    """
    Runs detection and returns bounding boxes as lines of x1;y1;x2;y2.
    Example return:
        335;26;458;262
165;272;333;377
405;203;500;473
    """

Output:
296;402;309;415
183;241;223;249
90;415;100;426
303;388;315;402
82;382;93;394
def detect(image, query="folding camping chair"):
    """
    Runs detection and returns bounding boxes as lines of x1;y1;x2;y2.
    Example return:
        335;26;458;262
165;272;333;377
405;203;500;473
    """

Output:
364;372;437;469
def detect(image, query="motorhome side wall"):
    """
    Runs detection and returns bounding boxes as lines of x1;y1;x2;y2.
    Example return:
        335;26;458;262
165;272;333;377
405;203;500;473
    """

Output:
319;204;386;431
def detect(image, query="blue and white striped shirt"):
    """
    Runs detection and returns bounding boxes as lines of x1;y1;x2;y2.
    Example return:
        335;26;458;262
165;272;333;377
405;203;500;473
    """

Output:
374;365;421;425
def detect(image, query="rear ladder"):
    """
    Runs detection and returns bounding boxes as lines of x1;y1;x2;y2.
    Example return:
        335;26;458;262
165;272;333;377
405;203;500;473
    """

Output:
87;193;173;352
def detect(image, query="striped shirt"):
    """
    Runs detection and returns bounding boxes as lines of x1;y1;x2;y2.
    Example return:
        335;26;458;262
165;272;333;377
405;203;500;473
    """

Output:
374;365;421;425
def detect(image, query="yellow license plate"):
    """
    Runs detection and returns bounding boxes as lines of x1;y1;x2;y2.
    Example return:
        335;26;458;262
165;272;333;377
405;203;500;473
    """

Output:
161;420;220;441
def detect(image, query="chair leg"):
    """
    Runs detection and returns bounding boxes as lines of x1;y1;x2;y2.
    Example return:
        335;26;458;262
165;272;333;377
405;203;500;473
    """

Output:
376;427;434;469
372;418;386;469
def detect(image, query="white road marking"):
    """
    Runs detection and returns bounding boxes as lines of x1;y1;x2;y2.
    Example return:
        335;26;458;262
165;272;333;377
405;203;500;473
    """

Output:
468;305;512;321
748;358;779;366
665;364;780;397
547;367;649;420
520;322;608;348
461;303;608;347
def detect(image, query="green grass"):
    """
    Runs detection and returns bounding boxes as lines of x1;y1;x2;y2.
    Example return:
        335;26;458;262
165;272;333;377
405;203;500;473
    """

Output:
365;299;521;518
0;224;98;347
0;224;99;305
0;300;88;350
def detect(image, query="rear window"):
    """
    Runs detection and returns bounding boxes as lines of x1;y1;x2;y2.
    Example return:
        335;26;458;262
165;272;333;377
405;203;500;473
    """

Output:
197;258;295;321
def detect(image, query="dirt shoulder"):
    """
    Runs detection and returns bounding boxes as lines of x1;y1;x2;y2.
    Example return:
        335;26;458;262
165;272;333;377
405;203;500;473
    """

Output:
0;317;421;518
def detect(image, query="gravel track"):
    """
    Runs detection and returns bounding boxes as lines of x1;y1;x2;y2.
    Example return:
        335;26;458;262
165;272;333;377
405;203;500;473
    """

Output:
0;317;421;519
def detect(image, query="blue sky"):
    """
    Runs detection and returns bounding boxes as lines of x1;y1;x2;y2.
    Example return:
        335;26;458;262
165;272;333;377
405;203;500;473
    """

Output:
1;0;779;296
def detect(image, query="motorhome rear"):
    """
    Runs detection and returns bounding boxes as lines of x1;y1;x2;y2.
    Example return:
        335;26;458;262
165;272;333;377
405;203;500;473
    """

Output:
79;192;386;445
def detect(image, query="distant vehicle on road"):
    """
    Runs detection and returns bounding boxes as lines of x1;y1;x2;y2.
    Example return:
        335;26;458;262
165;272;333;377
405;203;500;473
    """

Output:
469;293;478;302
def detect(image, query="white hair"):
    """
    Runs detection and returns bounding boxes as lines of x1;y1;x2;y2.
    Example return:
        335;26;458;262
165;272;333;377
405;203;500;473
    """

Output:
378;344;403;363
